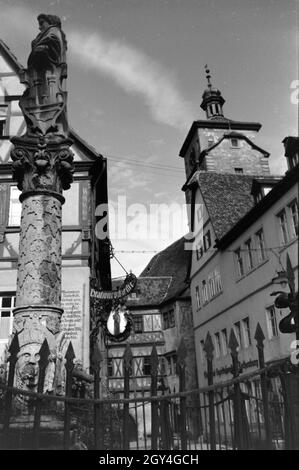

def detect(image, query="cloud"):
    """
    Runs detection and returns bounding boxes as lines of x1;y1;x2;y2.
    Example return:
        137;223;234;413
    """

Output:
68;30;194;130
0;5;194;130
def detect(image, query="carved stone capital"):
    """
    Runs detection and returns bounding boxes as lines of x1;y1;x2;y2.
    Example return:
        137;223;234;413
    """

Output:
10;136;74;195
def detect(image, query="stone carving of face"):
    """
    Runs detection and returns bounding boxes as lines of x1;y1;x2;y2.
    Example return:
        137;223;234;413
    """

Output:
15;343;40;390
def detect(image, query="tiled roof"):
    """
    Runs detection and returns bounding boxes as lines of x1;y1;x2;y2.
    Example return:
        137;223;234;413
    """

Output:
126;277;173;307
138;237;191;304
191;172;256;239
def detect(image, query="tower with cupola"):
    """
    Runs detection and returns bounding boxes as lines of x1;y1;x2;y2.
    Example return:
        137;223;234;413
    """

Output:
180;66;270;185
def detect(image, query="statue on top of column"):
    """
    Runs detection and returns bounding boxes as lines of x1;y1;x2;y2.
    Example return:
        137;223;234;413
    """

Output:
11;14;73;194
19;14;68;139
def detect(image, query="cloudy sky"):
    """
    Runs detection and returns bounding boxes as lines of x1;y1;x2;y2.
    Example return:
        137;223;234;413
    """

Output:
0;0;297;277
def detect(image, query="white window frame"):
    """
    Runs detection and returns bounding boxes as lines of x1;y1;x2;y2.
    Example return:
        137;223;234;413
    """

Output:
245;238;254;271
0;294;15;343
235;248;244;277
255;228;266;263
233;321;242;348
288;199;298;238
8;185;22;227
201;280;209;304
242;317;252;348
277;209;289;245
221;329;228;355
214;268;222;294
208;274;216;298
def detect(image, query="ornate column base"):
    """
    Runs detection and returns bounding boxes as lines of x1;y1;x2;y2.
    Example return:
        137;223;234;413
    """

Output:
12;306;65;405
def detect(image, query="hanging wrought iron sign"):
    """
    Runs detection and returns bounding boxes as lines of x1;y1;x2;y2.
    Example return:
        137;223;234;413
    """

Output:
103;302;134;343
90;272;137;300
90;272;137;342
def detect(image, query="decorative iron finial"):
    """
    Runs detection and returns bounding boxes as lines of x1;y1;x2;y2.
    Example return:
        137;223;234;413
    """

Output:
205;64;212;90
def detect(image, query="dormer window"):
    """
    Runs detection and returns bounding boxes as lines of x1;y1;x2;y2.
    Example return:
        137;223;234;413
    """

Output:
234;168;243;174
231;138;239;148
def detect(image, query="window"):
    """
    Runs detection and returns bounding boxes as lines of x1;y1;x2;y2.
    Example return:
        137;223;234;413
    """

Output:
214;332;221;358
255;229;266;262
163;310;175;330
0;104;8;136
235;248;244;277
201;280;209;304
233;321;242;348
245;238;254;271
277;209;289;245
195;286;201;310
0;120;5;137
133;315;143;334
234;168;243;174
242;317;252;348
8;186;21;226
289;200;298;238
231;138;239;147
143;314;161;332
214;268;222;294
203;230;212;251
266;306;278;339
208;274;216;298
165;353;177;375
221;329;228;355
0;294;15;341
143;356;151;376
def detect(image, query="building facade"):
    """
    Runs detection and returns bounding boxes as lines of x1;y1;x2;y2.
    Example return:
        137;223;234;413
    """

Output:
0;40;111;369
179;72;298;389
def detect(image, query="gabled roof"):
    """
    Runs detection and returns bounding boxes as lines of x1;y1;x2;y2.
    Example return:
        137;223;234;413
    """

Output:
200;131;270;159
179;119;262;157
188;172;256;240
139;237;191;304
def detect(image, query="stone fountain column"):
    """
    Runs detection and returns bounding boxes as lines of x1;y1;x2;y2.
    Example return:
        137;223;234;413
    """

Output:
9;14;74;396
